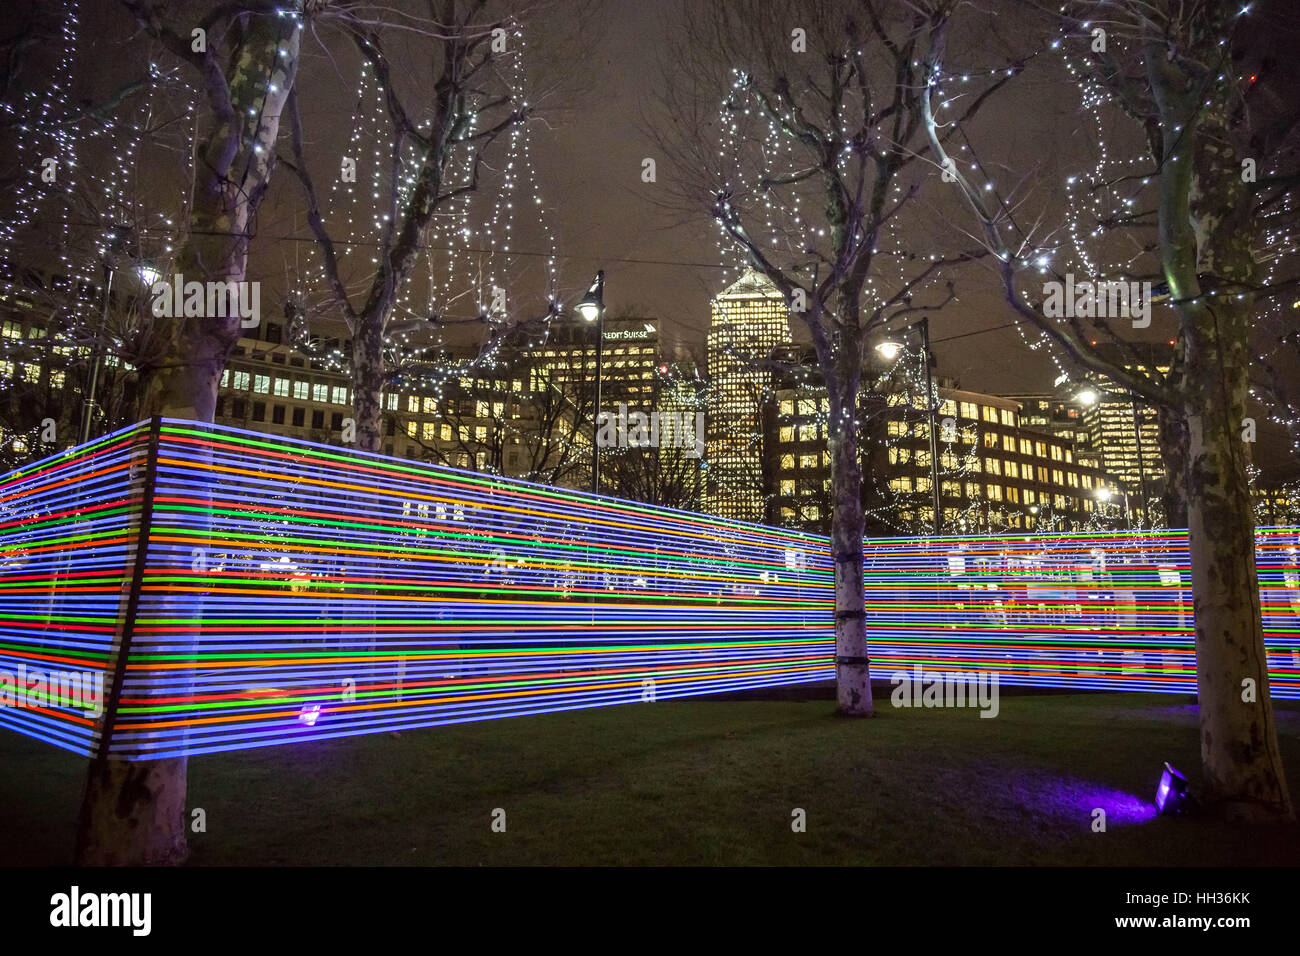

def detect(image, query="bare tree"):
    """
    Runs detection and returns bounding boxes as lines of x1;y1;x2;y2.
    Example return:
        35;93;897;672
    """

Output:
74;0;305;865
653;0;992;715
283;0;592;454
929;0;1296;820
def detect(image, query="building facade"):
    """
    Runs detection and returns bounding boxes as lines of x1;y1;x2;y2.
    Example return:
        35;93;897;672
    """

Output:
704;271;792;521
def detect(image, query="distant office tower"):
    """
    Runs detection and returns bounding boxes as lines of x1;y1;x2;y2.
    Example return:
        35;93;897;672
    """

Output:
704;271;791;521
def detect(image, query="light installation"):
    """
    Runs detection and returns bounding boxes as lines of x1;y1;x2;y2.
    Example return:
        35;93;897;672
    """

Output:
1;419;1297;760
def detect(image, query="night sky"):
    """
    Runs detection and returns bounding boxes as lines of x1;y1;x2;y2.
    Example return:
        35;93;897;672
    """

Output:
18;0;1298;465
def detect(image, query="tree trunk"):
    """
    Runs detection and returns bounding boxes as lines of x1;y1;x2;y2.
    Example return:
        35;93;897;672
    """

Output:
828;377;872;716
1175;93;1293;821
352;310;386;453
75;5;302;864
1184;330;1293;821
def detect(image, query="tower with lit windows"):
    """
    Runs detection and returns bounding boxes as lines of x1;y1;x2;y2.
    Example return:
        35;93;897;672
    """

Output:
704;271;792;521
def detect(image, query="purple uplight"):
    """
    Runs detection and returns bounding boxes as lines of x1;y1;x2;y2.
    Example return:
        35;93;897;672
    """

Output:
1156;762;1189;815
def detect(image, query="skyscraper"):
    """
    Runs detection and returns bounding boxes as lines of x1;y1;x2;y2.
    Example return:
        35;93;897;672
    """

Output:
704;271;791;521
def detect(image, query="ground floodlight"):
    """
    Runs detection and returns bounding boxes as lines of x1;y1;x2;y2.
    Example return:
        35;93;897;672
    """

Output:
1155;762;1189;815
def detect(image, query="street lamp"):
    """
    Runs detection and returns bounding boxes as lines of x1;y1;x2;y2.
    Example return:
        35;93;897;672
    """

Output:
874;339;904;362
80;257;159;445
576;270;605;494
1096;485;1131;530
876;317;941;535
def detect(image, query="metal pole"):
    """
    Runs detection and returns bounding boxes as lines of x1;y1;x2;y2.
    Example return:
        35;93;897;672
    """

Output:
80;265;113;445
1130;395;1149;526
592;302;604;496
919;317;941;535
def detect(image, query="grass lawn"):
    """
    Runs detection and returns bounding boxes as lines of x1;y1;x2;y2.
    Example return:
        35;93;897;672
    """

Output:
3;690;1299;866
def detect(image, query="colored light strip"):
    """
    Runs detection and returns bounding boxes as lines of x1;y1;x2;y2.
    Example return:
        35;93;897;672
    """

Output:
0;418;1296;760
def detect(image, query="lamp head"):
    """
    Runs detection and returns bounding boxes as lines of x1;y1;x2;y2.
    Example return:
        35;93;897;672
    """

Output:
576;270;605;323
876;340;904;361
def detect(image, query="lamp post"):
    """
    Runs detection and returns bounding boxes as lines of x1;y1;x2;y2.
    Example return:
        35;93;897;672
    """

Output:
876;316;942;535
79;262;114;446
576;270;605;495
1096;485;1131;530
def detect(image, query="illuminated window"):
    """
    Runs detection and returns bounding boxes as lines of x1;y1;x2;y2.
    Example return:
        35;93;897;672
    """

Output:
983;432;999;448
1003;435;1016;452
273;378;289;397
386;393;397;411
982;406;998;423
441;424;452;441
312;383;328;402
408;396;420;413
1019;438;1032;455
781;455;795;469
960;402;978;419
234;371;250;390
476;401;490;417
254;375;270;394
475;426;487;441
939;399;957;416
331;386;348;405
780;426;794;442
965;482;980;498
1006;486;1020;503
889;447;910;465
1034;441;1047;458
800;454;817;469
294;381;308;400
1005;461;1019;479
406;421;417;438
1000;409;1015;427
220;370;230;387
1;320;22;339
987;484;1003;501
799;423;816;441
50;370;64;388
1052;469;1064;485
986;459;1001;476
421;422;435;440
780;479;794;496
